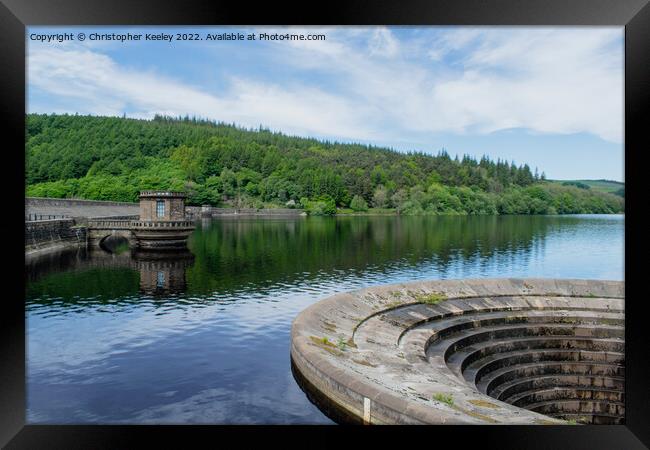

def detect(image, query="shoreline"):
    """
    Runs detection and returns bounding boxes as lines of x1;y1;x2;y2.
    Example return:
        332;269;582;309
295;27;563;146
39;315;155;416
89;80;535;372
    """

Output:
334;211;625;217
25;240;85;260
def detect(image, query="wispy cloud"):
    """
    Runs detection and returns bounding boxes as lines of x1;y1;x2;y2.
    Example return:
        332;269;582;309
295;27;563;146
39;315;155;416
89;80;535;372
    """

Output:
28;26;623;145
28;45;378;140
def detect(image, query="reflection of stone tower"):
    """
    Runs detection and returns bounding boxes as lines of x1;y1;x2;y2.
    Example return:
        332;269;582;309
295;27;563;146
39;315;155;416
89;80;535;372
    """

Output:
133;250;195;295
132;191;195;250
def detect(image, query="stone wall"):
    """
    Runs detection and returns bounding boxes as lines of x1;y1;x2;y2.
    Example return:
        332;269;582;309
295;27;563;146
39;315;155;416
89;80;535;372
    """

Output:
185;206;303;217
25;218;87;253
26;197;139;219
169;197;185;220
140;197;186;221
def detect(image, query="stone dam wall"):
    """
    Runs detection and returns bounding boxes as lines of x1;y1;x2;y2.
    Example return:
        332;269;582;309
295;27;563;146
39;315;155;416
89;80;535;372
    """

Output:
185;206;303;217
25;198;303;256
26;197;140;219
27;198;303;220
25;218;87;255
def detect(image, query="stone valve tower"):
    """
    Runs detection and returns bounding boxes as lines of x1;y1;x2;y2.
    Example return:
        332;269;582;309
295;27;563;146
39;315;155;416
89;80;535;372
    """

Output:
131;191;196;250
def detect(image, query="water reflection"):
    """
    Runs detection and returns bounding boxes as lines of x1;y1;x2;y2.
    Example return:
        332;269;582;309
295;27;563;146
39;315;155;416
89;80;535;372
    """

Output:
28;215;558;302
27;247;195;298
134;250;195;295
25;215;623;424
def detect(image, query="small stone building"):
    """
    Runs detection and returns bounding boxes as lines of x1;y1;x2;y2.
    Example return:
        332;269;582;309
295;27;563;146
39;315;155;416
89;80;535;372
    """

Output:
139;191;187;221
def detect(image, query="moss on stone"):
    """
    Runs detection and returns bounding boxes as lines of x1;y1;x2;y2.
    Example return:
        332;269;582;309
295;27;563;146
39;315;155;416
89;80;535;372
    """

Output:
416;292;447;305
309;335;343;356
451;404;499;423
432;392;454;406
468;399;500;409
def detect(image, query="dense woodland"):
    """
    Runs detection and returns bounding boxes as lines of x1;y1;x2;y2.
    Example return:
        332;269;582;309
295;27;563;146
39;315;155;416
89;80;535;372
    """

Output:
26;114;624;215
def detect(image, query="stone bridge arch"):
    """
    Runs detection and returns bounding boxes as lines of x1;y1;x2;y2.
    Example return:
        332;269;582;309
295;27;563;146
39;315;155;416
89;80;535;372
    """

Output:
87;219;135;249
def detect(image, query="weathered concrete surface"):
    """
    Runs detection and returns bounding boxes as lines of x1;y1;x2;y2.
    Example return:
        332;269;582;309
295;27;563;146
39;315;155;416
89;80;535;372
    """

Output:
290;278;624;425
25;218;87;256
26;197;139;219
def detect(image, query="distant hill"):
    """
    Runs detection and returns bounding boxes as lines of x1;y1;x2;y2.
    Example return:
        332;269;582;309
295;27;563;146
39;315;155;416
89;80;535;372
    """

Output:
548;179;624;197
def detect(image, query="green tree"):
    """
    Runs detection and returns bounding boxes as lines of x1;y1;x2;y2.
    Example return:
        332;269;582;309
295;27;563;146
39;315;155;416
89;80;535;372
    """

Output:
350;195;369;212
372;185;388;208
170;145;205;181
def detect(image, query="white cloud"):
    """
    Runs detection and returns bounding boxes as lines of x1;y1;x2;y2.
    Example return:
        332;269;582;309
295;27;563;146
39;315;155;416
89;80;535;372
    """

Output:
28;46;378;140
28;27;624;144
433;28;624;142
368;27;399;57
256;26;623;143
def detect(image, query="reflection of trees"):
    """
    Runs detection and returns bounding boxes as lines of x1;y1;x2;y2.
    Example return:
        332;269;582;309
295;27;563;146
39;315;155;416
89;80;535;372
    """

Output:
185;216;578;295
27;215;600;305
26;247;140;303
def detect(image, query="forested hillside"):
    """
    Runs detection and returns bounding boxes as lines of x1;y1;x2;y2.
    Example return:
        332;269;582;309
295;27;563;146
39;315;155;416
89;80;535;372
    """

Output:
26;114;624;215
548;179;624;197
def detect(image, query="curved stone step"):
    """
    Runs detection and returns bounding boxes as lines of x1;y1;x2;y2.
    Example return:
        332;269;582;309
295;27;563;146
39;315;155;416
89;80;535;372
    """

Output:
466;349;624;384
527;399;625;416
491;374;625;400
506;386;624;406
444;341;623;380
356;297;624;352
426;315;623;348
432;331;623;364
441;324;623;357
398;308;623;349
479;361;625;395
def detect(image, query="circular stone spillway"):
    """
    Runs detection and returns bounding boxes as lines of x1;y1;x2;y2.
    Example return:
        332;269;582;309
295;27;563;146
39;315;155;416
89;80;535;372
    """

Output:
290;279;624;425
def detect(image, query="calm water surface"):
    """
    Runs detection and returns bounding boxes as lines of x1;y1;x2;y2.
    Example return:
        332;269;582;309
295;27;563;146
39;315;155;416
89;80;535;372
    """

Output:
26;215;624;424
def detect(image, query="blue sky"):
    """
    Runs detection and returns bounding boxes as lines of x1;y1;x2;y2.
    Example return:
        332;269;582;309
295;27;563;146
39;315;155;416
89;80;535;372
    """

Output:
27;26;624;181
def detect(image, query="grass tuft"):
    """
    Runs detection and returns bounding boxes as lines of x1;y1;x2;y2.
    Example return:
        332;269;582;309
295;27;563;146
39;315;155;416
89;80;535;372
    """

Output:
432;392;454;406
416;292;447;305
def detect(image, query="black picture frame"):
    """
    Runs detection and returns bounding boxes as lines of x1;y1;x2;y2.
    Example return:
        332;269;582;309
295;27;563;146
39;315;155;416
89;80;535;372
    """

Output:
2;0;648;448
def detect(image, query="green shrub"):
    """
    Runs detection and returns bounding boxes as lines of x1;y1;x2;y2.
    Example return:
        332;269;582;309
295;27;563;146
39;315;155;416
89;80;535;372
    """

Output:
304;196;337;216
350;195;369;212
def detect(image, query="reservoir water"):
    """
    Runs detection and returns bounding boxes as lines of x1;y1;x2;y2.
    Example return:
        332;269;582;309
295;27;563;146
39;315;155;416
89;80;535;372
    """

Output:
26;214;624;424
